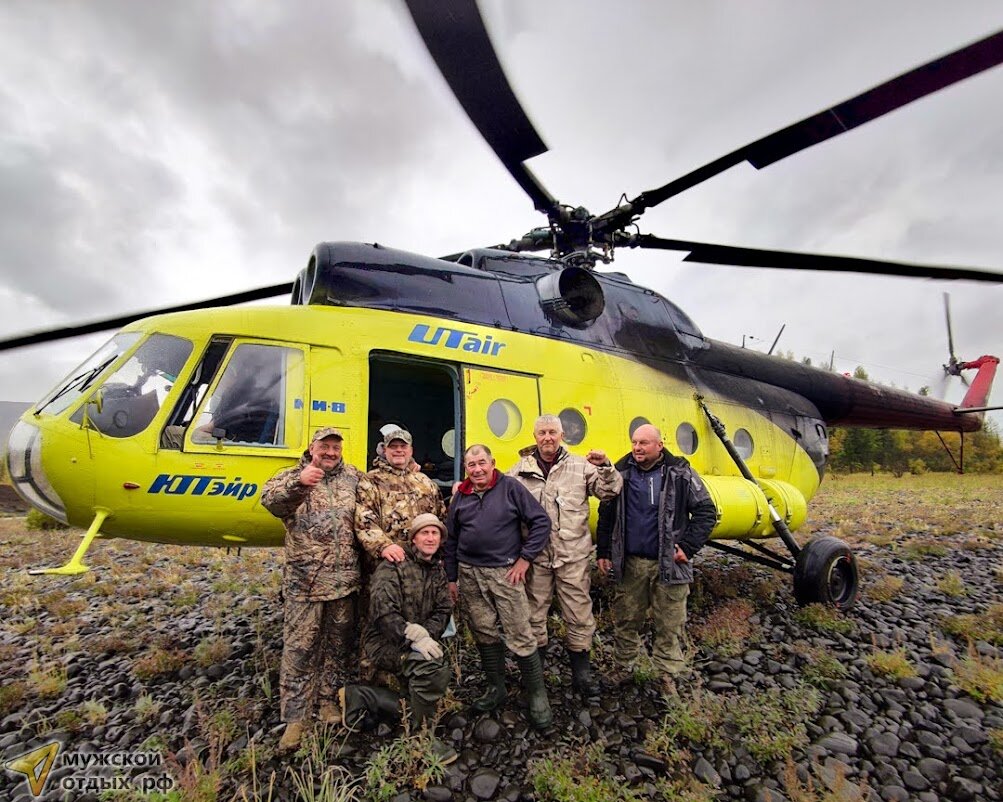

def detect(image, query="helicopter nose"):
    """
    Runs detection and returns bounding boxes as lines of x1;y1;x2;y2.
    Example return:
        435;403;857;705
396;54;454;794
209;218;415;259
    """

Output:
5;420;67;523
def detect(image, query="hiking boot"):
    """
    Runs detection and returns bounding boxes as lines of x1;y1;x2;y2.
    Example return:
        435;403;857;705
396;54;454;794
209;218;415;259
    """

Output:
277;721;305;752
605;662;634;687
516;650;553;730
317;699;342;724
567;649;598;696
472;642;508;713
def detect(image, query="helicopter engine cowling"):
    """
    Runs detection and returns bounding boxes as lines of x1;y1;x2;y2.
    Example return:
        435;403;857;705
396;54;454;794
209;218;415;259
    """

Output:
535;266;605;327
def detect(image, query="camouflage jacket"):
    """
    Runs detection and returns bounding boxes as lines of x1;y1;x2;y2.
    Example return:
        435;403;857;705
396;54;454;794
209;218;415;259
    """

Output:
355;456;446;560
261;456;363;601
508;446;623;568
360;543;452;674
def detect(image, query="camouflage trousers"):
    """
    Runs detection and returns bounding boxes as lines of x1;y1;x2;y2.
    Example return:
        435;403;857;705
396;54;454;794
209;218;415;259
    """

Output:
458;563;537;657
280;593;357;722
612;556;690;676
525;557;595;652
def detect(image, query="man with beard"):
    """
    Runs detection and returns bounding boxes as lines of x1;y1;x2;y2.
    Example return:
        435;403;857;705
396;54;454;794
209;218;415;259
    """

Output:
261;428;364;752
508;414;622;695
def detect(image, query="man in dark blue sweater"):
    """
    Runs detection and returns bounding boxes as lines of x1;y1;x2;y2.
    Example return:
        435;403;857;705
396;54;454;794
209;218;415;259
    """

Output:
597;424;717;694
445;444;553;728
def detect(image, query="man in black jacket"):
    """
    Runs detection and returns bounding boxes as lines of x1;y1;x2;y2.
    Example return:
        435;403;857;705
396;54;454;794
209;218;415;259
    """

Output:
597;424;717;693
445;444;553;728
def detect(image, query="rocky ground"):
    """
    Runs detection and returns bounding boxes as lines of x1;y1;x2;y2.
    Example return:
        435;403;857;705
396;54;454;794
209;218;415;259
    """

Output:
1;473;1001;802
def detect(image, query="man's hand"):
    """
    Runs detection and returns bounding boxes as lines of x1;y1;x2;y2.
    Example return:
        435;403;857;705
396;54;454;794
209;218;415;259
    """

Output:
411;636;444;660
404;622;430;643
597;558;612;577
381;543;406;563
506;557;531;585
585;449;609;466
299;465;324;486
674;545;689;564
448;582;459;605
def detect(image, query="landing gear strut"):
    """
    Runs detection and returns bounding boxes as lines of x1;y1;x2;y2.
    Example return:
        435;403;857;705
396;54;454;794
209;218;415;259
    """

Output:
698;397;859;610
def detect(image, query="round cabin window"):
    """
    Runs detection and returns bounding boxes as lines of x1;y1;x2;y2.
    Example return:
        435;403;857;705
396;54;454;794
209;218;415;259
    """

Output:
558;408;587;445
629;416;650;437
675;422;698;455
487;399;522;441
734;428;754;459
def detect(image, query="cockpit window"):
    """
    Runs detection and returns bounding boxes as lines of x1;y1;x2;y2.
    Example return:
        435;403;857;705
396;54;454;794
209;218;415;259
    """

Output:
35;333;142;417
70;334;193;438
191;343;297;446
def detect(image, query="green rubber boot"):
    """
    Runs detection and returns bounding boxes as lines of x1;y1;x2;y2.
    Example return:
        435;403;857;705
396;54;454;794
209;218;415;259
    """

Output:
516;650;553;730
472;642;508;713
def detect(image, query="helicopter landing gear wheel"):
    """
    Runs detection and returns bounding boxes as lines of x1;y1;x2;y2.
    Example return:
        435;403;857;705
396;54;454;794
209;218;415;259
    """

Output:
792;536;859;611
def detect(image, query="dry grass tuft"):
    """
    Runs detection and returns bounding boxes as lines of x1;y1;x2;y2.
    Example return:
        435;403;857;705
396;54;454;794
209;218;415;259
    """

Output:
691;598;759;658
951;650;1003;704
865;574;905;602
866;649;916;680
936;571;967;598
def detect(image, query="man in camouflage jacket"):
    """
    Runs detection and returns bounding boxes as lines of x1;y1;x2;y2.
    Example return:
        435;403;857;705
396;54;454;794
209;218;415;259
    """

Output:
508;414;622;695
355;426;446;564
340;513;456;764
261;427;364;752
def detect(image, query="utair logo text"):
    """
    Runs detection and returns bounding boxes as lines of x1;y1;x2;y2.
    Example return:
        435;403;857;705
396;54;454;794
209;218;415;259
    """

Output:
407;324;506;356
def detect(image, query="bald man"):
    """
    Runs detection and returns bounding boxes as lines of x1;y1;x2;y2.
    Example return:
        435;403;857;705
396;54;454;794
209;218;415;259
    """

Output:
596;423;717;695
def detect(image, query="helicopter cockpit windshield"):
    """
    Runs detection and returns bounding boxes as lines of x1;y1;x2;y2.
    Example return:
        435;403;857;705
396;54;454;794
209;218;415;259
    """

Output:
65;333;194;438
34;332;142;417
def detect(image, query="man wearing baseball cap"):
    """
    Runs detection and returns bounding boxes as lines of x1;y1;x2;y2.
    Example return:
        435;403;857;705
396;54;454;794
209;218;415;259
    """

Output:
262;428;364;752
340;513;456;764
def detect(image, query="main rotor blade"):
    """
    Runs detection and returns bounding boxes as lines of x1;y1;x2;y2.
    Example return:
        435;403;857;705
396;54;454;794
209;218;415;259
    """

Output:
625;235;1003;283
0;283;293;352
943;292;957;361
404;0;558;215
597;28;1003;230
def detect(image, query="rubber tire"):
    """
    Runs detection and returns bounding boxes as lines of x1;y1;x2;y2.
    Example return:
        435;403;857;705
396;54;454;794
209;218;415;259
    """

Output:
792;536;859;610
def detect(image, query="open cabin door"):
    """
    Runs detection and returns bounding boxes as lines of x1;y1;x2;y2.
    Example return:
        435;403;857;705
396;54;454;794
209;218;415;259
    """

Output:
462;366;540;462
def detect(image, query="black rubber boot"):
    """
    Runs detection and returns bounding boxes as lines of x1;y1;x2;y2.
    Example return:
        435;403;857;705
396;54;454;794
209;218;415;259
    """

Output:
472;642;508;713
516;650;553;730
567;649;598;696
340;684;401;731
410;695;458;766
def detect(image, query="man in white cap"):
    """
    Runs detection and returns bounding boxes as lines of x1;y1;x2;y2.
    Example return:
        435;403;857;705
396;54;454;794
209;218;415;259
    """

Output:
261;427;364;752
356;426;446;564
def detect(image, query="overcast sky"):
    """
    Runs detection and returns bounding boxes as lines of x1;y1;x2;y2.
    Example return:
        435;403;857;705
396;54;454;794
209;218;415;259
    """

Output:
1;1;1001;428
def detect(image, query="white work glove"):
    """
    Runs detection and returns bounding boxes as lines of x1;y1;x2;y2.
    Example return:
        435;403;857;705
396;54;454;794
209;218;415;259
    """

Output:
411;636;444;660
404;622;430;643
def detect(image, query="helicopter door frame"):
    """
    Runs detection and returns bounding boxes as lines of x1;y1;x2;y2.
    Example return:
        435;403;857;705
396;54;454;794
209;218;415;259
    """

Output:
367;352;462;489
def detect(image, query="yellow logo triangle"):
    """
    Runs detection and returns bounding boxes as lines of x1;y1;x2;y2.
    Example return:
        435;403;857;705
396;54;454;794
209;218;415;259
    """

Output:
4;742;61;796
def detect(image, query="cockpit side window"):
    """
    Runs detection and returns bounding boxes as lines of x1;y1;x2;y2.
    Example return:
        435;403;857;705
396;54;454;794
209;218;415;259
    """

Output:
190;343;302;447
70;334;193;438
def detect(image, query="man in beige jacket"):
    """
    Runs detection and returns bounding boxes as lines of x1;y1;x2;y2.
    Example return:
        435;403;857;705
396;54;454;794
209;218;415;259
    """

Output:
508;414;622;695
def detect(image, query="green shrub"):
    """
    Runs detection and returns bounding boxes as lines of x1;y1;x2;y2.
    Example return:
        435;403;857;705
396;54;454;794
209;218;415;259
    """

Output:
25;508;69;530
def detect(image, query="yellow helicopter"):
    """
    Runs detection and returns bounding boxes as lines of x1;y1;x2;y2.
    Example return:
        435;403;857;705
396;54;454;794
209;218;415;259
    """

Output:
3;3;1002;612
